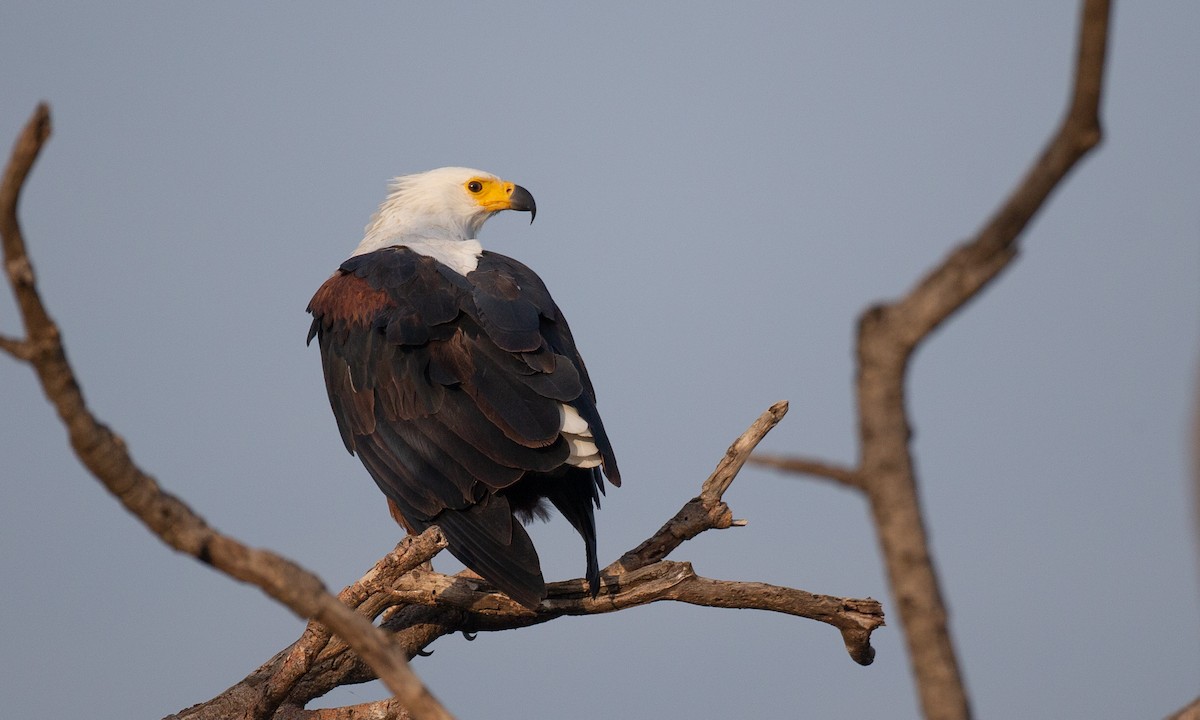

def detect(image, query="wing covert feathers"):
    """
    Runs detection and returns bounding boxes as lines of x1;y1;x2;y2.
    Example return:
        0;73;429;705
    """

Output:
309;247;617;607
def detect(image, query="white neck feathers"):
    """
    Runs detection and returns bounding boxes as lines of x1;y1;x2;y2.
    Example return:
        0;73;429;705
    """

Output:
351;234;483;275
351;173;488;275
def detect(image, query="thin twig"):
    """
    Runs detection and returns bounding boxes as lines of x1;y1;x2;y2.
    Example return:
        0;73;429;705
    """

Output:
702;400;789;498
1;104;53;337
0;333;33;360
609;401;788;575
748;454;863;491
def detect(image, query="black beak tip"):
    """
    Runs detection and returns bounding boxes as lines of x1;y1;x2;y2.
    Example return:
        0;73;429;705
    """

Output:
511;184;537;224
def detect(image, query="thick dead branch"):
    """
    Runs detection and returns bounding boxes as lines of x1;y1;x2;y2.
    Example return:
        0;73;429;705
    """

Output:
856;5;1109;719
264;530;448;717
381;558;881;664
750;3;1111;719
285;699;412;720
174;402;881;718
1167;696;1200;720
1;104;453;720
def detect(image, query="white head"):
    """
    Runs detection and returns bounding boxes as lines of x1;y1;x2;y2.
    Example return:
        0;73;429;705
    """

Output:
359;167;535;246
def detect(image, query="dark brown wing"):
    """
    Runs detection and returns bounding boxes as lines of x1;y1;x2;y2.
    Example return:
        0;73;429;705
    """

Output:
307;247;618;606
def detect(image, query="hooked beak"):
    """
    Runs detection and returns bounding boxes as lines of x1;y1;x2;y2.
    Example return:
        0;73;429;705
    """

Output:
508;184;537;223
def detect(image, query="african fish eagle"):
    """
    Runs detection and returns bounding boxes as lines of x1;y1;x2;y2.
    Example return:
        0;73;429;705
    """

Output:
307;167;620;608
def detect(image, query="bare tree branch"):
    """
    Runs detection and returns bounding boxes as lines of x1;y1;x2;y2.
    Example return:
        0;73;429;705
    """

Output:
856;6;1109;718
749;2;1111;719
1;104;455;720
1;104;53;337
263;529;448;717
287;699;412;720
749;453;864;491
1167;696;1200;720
173;402;882;719
609;400;788;575
381;559;881;658
0;332;33;360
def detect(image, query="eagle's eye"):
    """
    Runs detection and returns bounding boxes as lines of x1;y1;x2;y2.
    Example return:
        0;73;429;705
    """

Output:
467;180;484;193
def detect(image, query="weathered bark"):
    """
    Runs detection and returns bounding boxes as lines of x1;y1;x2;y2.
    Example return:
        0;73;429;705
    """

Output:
750;2;1111;718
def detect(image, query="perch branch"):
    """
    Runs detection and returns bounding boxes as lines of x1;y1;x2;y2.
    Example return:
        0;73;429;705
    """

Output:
175;401;881;718
1;104;453;720
380;558;881;663
291;699;412;720
263;529;448;716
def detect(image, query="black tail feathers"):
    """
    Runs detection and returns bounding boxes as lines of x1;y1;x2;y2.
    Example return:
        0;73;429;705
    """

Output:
543;469;602;597
426;469;604;607
434;494;547;608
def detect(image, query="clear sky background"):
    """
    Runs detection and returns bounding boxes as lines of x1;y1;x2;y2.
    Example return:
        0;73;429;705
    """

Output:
2;2;1197;718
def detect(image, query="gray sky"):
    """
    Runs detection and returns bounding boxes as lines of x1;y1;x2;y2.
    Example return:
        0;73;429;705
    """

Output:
2;2;1197;718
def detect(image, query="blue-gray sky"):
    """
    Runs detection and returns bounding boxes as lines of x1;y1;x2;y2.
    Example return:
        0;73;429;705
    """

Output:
2;2;1197;718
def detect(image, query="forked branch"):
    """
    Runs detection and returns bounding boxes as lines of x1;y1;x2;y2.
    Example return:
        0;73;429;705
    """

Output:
751;2;1112;719
175;402;881;719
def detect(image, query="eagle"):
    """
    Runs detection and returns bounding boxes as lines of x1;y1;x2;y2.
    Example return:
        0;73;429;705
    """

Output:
307;167;620;608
